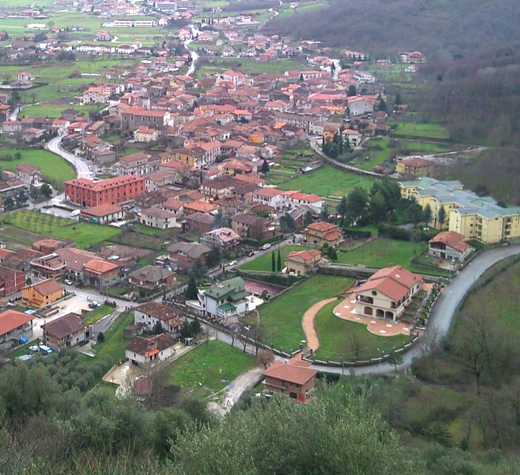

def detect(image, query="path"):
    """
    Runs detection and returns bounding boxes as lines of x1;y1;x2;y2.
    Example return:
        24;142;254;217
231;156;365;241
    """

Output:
301;297;337;351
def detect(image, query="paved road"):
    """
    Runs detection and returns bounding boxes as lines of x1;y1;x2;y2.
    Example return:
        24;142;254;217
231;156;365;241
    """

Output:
46;135;93;180
309;244;520;375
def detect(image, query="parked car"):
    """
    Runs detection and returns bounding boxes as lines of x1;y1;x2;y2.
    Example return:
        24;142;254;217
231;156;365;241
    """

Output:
261;243;272;250
88;301;101;309
79;339;90;346
228;260;237;267
64;279;72;285
247;251;255;257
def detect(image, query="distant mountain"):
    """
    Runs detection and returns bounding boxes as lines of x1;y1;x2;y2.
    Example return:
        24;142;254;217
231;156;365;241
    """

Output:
264;0;520;58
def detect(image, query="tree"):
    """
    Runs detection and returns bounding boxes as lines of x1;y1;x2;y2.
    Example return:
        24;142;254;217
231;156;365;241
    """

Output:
303;211;313;228
394;92;401;105
437;206;446;228
378;98;387;112
279;212;296;232
97;332;105;343
346;187;369;225
320;204;329;222
387;351;404;372
4;196;14;210
14;152;21;160
260;159;270;174
257;348;274;368
423;203;432;224
337;195;348;224
348;85;357;96
271;251;276;272
189;258;207;283
40;183;53;199
153;320;164;334
277;249;282;272
205;246;221;268
189;318;202;338
185;275;199;300
368;192;387;223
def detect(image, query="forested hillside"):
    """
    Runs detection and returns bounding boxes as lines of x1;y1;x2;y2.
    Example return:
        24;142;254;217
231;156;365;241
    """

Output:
264;0;520;58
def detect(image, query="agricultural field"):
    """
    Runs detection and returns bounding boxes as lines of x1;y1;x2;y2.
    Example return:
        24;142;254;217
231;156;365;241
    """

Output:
21;103;103;118
167;339;258;398
276;1;329;19
1;210;121;249
258;274;350;350
109;230;164;250
91;312;134;364
274;165;375;197
0;149;75;182
240;245;311;272
84;305;114;325
313;300;411;361
391;123;450;140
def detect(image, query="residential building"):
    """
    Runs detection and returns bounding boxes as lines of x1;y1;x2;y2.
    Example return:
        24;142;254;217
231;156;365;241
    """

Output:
80;204;125;224
399;177;520;243
114;19;155;28
428;231;472;263
81;86;111;104
134;126;159;143
354;266;423;321
21;279;64;308
201;227;241;250
303;221;343;247
0;310;34;351
118;152;158;176
184;212;215;234
134;301;183;334
262;359;317;402
231;213;275;241
64;175;145;207
121;108;170;130
347;96;375;116
43;313;90;349
138;207;178;229
168;242;211;267
128;265;174;290
396;156;435;178
30;253;67;280
285;250;322;275
125;333;176;366
15;163;42;186
195;276;249;319
0;267;25;297
83;259;119;290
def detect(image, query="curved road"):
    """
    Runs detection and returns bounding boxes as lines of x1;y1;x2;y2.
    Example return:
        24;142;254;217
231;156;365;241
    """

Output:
46;135;92;180
308;244;520;375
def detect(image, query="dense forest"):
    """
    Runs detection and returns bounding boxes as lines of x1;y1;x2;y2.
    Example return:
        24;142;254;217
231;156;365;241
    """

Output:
264;0;520;59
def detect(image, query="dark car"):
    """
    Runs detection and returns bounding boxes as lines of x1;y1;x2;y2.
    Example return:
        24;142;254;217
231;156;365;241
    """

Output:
247;251;255;257
79;339;90;346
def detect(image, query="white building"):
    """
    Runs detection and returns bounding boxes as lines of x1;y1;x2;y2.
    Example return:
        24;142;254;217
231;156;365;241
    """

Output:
134;301;184;334
125;333;175;366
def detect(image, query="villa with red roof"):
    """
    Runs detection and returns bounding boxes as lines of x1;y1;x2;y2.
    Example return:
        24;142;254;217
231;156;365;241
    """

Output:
263;358;318;402
303;221;343;247
354;266;423;321
428;231;471;263
0;309;34;351
285;249;322;275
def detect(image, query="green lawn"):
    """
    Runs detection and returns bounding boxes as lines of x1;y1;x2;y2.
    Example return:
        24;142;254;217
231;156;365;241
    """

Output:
22;103;103;118
274;165;375;197
259;274;351;350
84;305;114;325
391;123;450;140
313;301;411;361
2;210;121;249
92;311;134;364
196;57;308;78
0;149;75;182
168;339;258;397
240;245;311;272
276;1;329;19
132;223;170;237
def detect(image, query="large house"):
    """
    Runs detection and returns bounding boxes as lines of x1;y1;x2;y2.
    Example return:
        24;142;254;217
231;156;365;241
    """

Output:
21;279;64;309
201;227;241;250
138;208;178;229
128;265;174;290
285;250;322;275
303;221;342;247
125;333;175;366
191;277;249;319
168;242;211;267
80;204;124;224
400;177;520;243
428;231;471;263
64;175;145;207
231;213;275;241
262;358;318;402
354;266;423;321
43;313;90;349
134;301;184;334
0;310;34;351
396;156;435;178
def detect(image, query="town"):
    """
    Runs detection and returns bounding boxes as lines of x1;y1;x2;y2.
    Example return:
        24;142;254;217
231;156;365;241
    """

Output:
0;0;520;473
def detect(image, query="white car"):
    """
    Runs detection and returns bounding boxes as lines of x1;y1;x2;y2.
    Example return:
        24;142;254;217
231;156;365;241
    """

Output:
261;243;272;250
228;260;237;267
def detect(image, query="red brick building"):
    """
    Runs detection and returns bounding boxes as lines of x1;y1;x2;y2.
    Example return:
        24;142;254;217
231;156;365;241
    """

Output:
0;266;26;297
64;175;145;207
262;358;318;402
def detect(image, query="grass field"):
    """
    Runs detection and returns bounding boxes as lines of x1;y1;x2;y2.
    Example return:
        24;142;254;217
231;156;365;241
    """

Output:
313;301;411;361
274;165;375;197
259;274;350;350
92;312;134;364
391;123;450;140
2;210;121;249
276;1;329;19
0;149;75;182
84;305;114;325
240;245;311;272
22;103;103;118
167;339;258;397
196;57;307;78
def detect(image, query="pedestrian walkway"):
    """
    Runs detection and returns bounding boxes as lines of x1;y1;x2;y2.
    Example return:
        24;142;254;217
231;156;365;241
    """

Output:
301;297;337;351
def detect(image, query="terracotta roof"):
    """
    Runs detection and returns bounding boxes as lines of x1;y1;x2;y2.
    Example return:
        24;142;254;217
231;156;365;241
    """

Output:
356;277;410;302
306;221;338;233
81;203;122;217
369;265;421;290
125;333;174;356
65;175;144;192
429;231;469;253
43;312;88;340
84;259;119;275
263;360;317;385
135;301;183;322
287;250;322;262
0;310;33;336
31;279;63;296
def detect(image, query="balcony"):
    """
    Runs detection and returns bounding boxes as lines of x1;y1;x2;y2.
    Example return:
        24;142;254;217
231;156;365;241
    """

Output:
357;295;373;304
